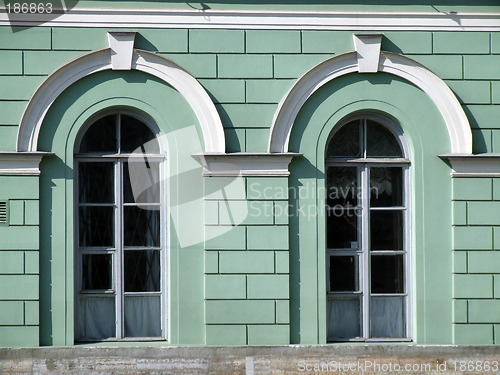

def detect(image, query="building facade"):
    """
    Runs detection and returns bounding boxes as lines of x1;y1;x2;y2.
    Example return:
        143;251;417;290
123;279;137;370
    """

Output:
0;1;500;347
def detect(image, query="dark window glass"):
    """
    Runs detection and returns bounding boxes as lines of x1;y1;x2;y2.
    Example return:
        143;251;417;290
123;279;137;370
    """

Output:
370;210;403;251
124;250;160;292
123;206;160;247
79;162;114;204
120;114;158;153
79;115;117;154
329;256;357;292
326;120;361;157
371;255;404;293
327;166;358;207
123;161;160;204
366;120;403;157
370;167;403;207
82;254;112;290
79;206;114;247
326;209;359;249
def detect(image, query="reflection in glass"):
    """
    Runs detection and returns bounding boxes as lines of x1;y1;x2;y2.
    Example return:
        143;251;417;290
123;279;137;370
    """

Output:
120;114;158;153
327;298;360;341
371;255;404;294
370;210;403;251
326;120;361;157
366;120;403;157
82;254;112;290
123;207;160;247
79;115;117;154
327;209;358;249
329;256;357;292
370;167;403;207
124;296;161;337
79;206;114;247
124;250;160;292
79;162;114;203
123;161;160;205
77;297;115;340
370;297;405;338
327;166;358;207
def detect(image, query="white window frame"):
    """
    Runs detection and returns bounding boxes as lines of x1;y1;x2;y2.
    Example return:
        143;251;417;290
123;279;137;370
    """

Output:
325;114;412;342
74;110;167;342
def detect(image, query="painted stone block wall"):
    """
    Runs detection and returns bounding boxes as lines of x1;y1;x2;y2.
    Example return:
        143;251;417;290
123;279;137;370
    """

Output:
2;26;500;154
204;176;290;345
452;177;500;344
0;176;40;347
1;23;500;346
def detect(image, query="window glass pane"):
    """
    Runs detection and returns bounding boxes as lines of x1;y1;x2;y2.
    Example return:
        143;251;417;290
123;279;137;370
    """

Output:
79;162;114;204
329;255;357;292
124;296;161;338
326;166;358;207
123;207;160;247
82;254;112;290
327;209;359;249
366;120;403;157
79;115;117;154
124;161;160;204
371;255;404;293
370;297;405;338
77;297;115;340
124;250;161;292
370;210;403;251
370;167;403;207
120;114;159;153
79;206;114;247
326;120;361;157
327;298;360;341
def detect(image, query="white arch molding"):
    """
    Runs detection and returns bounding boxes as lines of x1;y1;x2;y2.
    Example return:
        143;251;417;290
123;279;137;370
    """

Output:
17;48;225;153
268;51;473;154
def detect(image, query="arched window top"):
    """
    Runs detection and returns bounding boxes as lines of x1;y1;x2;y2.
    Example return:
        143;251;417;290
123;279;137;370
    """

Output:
78;112;159;155
326;116;406;159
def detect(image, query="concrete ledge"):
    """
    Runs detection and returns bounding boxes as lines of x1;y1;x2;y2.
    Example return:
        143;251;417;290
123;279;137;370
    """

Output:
1;345;500;374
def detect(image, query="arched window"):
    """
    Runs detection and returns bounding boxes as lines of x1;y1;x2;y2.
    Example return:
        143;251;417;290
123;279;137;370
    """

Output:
75;112;165;341
325;115;410;342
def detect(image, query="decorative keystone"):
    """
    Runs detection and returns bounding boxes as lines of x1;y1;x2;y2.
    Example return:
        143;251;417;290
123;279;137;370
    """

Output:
107;31;137;70
353;34;383;73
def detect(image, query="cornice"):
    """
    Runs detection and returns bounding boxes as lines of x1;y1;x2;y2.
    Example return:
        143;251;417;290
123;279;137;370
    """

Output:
2;9;500;31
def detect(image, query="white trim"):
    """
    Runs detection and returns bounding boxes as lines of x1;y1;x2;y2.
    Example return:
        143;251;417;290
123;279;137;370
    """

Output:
2;9;500;31
107;31;136;70
17;48;225;153
353;34;382;73
269;51;472;154
193;153;301;176
0;152;52;175
440;154;500;177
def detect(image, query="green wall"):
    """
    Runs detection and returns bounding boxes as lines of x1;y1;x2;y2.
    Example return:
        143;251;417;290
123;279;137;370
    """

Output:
0;21;499;346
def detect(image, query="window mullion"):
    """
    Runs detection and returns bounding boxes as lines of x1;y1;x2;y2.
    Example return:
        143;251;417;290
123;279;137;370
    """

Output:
361;164;370;339
114;159;123;339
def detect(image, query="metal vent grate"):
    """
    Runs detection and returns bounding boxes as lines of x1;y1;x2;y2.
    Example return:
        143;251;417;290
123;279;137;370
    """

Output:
0;201;8;225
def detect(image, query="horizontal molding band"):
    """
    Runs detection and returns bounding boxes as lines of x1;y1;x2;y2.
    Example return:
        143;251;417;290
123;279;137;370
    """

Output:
0;152;53;175
440;153;500;177
193;152;301;177
2;9;500;30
